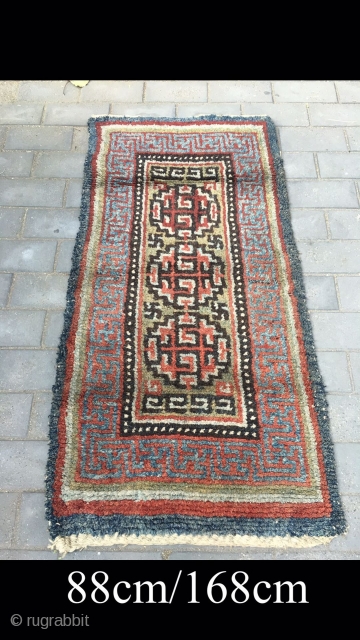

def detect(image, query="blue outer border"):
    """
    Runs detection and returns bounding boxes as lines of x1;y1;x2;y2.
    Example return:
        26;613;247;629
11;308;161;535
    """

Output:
45;115;346;541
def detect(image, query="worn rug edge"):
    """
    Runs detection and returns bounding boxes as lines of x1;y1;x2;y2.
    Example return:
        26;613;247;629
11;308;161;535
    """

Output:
45;115;347;553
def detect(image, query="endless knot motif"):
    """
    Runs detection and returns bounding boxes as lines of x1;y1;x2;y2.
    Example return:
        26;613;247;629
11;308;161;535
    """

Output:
144;312;231;389
146;241;226;310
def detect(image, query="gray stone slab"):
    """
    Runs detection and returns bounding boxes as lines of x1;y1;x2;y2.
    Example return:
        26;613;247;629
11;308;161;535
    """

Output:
347;128;360;151
297;241;360;272
335;81;360;103
290;210;328;239
112;103;176;118
0;126;7;149
328;395;360;442
350;353;360;391
81;80;144;102
303;276;338;309
0;240;57;271
28;392;52;439
33;152;86;178
66;180;82;207
242;103;309;126
14;493;50;548
10;274;68;308
310;312;360;349
177;103;241;117
0;208;24;237
0;350;57;391
279;127;347;151
5;126;73;151
337;277;360;310
18;80;80;102
72;127;88;152
309;104;360;127
208;81;272;102
43;311;64;347
169;550;275;560
0;178;65;207
55;240;75;272
0;104;43;125
273;81;337;102
328;210;360;239
328;496;360;551
0;273;12;306
0;393;33;437
146;81;207;102
63;551;161;560
282;152;317;178
44;103;109;126
0;151;33;176
0;310;45;346
0;493;18;547
317;351;352;392
0;81;18;103
0;550;57;559
24;208;80;238
334;443;360;493
273;550;359;560
288;181;358;208
0;441;48;489
317;153;360;178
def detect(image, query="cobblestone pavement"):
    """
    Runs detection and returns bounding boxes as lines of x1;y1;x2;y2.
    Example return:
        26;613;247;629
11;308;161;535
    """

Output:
0;81;359;560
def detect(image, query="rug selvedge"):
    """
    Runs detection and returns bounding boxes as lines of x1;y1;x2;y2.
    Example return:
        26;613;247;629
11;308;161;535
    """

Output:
46;116;346;553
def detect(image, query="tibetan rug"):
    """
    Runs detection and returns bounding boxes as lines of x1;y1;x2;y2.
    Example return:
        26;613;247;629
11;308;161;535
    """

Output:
47;116;346;553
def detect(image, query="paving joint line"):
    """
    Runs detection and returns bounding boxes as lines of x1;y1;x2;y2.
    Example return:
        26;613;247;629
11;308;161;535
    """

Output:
18;207;28;239
334;82;341;104
39;105;46;125
70;126;76;151
0;346;58;350
270;81;275;104
6;273;16;308
62;178;70;208
1;306;66;311
26;392;37;438
0;437;49;442
313;152;321;178
323;210;332;239
308;309;360;314
346;352;357;392
0;126;8;151
29;150;40;177
10;492;22;548
40;310;50;348
355;181;360;207
344;128;351;151
334;275;342;310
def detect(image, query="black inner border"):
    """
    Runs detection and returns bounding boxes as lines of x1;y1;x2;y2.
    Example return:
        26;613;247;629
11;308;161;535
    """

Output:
120;153;260;439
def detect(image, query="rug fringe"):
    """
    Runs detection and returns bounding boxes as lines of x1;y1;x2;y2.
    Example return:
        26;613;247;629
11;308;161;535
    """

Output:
50;533;334;556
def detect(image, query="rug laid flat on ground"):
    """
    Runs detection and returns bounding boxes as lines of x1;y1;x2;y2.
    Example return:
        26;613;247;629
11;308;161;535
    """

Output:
47;116;346;553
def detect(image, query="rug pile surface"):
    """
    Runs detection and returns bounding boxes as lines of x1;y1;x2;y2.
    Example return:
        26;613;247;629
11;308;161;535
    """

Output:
46;116;346;553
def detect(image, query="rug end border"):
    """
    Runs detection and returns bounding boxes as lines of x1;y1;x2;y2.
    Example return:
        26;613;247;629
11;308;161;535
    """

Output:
50;532;341;557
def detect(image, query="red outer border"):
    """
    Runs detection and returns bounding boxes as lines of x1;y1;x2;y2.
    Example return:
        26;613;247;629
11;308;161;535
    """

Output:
52;119;332;519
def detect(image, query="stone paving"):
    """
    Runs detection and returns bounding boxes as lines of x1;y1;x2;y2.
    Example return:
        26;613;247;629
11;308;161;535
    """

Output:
0;80;359;560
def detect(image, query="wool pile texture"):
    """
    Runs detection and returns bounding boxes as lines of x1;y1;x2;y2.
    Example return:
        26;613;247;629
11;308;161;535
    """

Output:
46;116;346;553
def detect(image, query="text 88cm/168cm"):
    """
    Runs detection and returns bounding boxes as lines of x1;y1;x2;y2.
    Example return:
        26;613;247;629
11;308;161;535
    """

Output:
68;571;308;605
